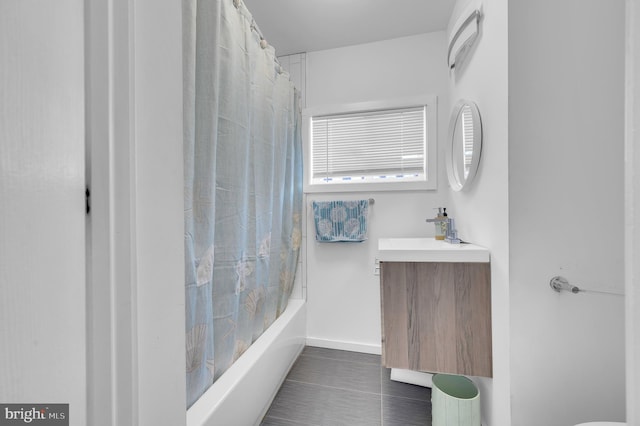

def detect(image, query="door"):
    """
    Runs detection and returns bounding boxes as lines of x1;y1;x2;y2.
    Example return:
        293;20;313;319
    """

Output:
0;1;86;425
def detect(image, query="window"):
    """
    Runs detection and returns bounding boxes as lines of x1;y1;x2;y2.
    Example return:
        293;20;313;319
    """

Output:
303;96;437;192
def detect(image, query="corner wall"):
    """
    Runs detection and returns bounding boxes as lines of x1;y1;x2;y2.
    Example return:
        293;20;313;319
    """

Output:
133;0;186;424
627;1;640;421
509;1;626;425
446;0;510;424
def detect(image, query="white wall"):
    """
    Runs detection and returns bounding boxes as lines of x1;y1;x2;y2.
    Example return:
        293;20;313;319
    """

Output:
0;1;87;424
278;53;307;109
447;0;510;424
303;32;451;352
509;1;626;425
626;1;640;422
133;1;186;424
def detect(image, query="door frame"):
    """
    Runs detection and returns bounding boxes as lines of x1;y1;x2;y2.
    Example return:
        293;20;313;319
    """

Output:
85;1;185;425
86;0;137;424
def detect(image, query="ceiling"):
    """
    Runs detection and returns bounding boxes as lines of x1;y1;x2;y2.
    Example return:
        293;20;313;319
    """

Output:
241;0;455;56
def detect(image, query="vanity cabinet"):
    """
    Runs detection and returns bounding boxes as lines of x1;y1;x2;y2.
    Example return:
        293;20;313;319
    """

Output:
380;261;492;377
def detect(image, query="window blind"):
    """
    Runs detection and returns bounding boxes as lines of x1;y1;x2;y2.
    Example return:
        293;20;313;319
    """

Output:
311;106;426;183
462;106;474;179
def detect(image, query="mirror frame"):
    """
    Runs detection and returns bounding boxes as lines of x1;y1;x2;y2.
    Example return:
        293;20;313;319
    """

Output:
446;100;483;191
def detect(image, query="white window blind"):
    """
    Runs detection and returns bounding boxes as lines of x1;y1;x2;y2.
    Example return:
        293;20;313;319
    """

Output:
310;106;427;184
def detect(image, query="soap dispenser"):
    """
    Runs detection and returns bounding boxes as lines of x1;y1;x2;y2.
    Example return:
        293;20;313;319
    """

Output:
429;207;448;240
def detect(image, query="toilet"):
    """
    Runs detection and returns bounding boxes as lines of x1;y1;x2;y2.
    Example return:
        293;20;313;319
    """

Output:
574;423;626;426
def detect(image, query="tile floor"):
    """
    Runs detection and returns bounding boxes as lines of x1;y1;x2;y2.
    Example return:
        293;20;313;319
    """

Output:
260;346;432;426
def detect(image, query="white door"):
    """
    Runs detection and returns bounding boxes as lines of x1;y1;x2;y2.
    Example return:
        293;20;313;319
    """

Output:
0;1;86;425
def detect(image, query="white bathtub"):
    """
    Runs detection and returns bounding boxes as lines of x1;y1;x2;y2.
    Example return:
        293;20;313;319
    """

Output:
187;299;306;426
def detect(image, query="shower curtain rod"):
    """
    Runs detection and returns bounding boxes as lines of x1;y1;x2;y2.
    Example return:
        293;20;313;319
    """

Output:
249;21;265;43
233;0;286;73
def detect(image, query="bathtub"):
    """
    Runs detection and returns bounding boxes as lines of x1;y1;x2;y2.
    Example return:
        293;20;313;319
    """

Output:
187;299;306;426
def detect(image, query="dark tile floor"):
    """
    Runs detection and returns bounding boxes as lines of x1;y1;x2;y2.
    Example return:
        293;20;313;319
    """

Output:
260;346;432;426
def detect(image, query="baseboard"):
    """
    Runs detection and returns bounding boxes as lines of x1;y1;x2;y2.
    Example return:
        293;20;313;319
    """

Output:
305;337;382;355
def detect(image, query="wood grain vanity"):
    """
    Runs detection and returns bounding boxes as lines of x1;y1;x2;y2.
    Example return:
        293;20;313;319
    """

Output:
378;238;492;378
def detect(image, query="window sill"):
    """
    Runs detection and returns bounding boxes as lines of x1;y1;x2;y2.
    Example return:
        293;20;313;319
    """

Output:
303;179;437;193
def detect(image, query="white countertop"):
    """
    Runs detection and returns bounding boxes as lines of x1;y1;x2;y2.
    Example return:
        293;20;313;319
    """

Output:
377;237;490;263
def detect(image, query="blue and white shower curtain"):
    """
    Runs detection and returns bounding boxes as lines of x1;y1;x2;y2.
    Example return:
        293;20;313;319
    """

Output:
183;0;303;407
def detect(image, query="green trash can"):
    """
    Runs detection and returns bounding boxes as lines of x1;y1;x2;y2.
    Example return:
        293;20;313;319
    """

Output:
431;374;480;426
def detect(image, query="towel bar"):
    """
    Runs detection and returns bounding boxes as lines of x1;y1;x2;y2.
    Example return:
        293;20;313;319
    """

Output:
447;9;482;70
309;198;374;206
549;275;624;296
550;276;580;293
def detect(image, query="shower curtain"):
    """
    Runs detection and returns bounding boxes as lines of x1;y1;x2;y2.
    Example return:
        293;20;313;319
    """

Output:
183;0;303;407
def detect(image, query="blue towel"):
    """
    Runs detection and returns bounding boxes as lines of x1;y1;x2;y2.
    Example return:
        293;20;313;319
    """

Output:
312;200;369;242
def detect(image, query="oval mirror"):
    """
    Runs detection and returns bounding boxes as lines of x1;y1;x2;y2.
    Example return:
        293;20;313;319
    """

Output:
446;100;482;191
